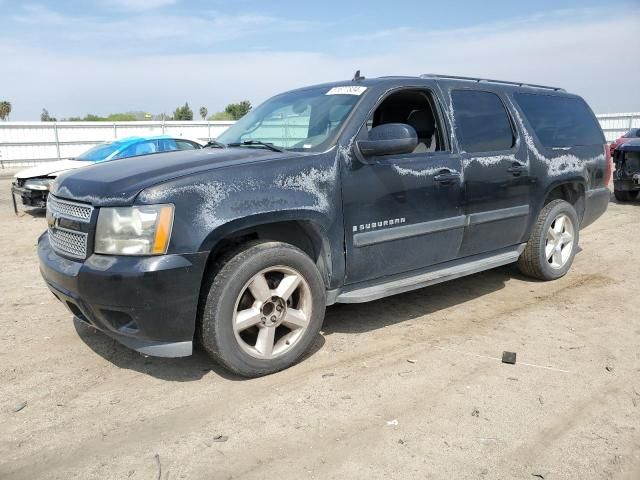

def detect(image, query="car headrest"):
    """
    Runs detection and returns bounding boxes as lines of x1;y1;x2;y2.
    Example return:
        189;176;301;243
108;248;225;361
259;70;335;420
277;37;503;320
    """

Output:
407;110;435;139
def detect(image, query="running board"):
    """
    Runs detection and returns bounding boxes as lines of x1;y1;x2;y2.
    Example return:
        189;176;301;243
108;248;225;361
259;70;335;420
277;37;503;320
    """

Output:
331;244;526;304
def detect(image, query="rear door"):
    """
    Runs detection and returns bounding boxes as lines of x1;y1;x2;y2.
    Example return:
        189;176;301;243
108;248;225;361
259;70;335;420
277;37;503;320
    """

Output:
448;89;532;257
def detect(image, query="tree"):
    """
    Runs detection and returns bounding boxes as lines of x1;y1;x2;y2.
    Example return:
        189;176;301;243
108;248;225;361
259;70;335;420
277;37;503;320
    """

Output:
224;100;252;120
208;111;234;121
173;102;193;121
199;106;208;120
41;108;57;122
0;101;12;121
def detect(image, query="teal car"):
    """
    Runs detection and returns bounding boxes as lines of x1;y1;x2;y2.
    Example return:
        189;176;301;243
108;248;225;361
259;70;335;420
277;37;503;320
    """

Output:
12;136;204;211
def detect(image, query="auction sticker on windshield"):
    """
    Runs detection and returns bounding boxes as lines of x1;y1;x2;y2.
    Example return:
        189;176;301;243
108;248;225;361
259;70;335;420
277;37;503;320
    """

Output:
326;86;367;96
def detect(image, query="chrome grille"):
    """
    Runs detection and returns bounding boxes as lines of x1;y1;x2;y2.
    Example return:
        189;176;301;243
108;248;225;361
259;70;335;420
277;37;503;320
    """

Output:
47;195;93;259
48;228;88;259
47;195;93;222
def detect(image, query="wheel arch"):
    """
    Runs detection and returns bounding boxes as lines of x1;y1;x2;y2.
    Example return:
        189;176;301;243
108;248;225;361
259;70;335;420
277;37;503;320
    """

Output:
541;179;586;223
199;211;335;290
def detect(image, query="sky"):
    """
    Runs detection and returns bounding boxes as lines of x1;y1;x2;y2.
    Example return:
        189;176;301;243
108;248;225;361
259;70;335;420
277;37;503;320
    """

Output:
1;0;639;120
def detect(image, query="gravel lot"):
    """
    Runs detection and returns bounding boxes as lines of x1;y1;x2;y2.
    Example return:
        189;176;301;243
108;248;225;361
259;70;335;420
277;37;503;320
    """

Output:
1;174;639;479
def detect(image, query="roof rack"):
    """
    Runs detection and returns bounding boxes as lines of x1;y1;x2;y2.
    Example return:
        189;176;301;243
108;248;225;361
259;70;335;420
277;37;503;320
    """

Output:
420;74;565;92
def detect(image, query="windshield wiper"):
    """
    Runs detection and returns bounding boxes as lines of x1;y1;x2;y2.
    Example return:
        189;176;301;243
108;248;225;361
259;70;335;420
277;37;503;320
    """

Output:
227;140;284;152
203;140;227;149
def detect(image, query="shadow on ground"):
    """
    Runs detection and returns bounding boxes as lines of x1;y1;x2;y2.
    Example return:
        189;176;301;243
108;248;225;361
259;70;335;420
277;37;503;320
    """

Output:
322;264;525;335
74;263;540;381
74;317;326;382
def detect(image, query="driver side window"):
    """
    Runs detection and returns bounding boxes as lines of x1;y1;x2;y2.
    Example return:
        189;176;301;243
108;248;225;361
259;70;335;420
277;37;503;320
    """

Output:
367;89;446;154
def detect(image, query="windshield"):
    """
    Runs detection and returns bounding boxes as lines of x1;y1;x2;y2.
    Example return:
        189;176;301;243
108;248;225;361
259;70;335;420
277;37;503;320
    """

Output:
217;86;364;152
75;143;121;161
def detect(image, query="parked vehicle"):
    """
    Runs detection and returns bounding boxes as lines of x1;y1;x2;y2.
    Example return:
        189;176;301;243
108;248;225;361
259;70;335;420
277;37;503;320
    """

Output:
609;128;640;156
613;139;640;201
38;74;611;377
11;136;203;212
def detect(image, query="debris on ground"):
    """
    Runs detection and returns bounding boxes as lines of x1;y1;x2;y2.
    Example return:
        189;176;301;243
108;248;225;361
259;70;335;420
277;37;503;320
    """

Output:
13;401;27;412
502;351;517;365
531;474;545;479
605;365;614;372
398;439;406;445
321;373;335;378
386;419;399;426
471;408;480;417
213;435;228;442
407;359;417;364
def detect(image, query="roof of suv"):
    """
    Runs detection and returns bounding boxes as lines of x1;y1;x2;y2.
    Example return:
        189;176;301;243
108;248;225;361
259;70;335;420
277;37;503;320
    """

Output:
294;74;571;97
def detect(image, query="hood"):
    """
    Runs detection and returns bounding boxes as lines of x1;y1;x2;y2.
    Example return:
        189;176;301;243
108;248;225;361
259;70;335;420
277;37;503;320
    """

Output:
51;147;300;206
15;159;93;180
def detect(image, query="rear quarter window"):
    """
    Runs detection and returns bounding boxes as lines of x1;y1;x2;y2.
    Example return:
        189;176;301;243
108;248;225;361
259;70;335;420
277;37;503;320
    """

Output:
514;93;604;147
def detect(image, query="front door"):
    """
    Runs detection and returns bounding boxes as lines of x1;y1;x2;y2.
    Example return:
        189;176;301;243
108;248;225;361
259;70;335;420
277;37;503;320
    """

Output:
341;88;465;284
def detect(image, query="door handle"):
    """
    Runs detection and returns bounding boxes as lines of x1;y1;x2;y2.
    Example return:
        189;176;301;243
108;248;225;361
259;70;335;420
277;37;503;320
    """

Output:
507;162;528;175
434;169;461;184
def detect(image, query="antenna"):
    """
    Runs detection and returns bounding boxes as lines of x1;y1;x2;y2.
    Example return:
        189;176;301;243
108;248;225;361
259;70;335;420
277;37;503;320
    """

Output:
352;70;365;82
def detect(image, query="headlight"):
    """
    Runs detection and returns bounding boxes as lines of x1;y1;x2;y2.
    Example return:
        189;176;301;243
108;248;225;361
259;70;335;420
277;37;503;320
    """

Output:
24;178;55;191
95;204;174;256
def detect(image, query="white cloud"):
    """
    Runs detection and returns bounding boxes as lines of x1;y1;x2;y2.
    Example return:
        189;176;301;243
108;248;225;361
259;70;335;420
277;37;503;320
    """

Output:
8;5;318;48
106;0;178;11
1;7;638;119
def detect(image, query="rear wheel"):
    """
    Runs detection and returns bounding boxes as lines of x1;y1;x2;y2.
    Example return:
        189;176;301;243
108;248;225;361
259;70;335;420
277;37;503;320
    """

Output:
518;199;579;281
200;241;326;377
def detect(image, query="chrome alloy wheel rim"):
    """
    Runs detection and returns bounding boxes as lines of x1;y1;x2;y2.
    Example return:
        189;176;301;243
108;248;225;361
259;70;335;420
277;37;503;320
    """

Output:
545;214;575;269
232;266;312;359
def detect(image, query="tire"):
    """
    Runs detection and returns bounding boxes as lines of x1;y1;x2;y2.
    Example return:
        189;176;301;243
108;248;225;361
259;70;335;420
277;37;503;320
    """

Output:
517;199;580;281
614;189;634;202
200;241;326;377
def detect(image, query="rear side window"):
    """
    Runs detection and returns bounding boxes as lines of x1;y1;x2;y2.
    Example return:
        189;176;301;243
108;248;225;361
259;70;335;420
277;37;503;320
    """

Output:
157;139;178;152
176;140;199;150
451;90;515;153
514;93;604;147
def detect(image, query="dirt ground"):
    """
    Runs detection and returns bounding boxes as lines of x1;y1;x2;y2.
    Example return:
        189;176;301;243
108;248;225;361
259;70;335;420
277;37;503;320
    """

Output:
0;173;639;480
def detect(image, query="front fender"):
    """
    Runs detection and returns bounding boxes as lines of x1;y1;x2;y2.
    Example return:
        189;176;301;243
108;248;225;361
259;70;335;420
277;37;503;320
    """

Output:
135;152;344;269
198;209;333;252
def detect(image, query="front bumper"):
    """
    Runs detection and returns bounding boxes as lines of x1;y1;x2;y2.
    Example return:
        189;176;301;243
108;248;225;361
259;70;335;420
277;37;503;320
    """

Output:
38;233;208;357
11;183;48;209
581;187;610;229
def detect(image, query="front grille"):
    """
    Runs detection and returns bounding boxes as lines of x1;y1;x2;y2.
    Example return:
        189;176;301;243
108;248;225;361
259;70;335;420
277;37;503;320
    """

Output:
47;195;92;259
47;195;93;222
48;228;88;258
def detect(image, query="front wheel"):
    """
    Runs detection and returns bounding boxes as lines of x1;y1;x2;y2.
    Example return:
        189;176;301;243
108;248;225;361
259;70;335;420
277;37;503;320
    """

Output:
518;199;580;281
200;241;326;377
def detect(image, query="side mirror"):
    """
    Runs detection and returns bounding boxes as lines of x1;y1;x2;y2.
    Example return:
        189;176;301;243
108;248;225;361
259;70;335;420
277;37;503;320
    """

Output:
356;123;418;161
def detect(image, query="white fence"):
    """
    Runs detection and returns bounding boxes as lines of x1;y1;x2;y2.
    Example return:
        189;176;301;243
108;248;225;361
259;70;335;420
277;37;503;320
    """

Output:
1;113;639;168
595;113;640;142
0;121;234;168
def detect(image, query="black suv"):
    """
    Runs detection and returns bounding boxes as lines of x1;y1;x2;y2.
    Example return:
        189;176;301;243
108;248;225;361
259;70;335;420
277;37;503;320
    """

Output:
39;74;611;377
